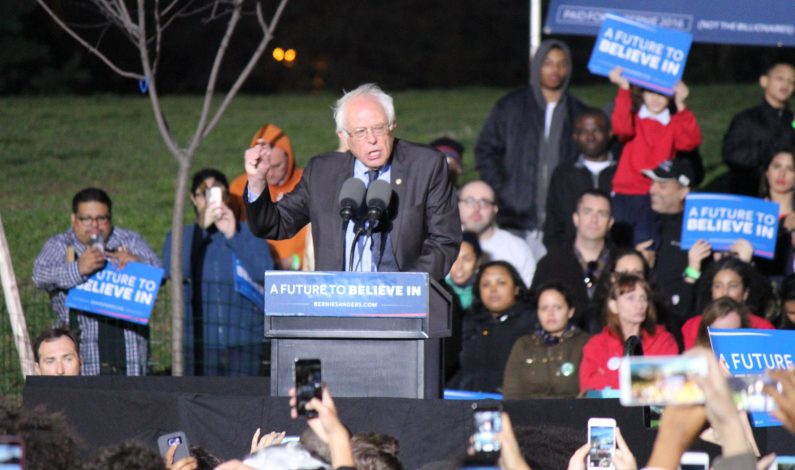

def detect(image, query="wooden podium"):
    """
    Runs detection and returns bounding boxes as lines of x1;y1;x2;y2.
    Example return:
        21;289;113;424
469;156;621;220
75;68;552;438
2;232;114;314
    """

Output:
263;272;451;399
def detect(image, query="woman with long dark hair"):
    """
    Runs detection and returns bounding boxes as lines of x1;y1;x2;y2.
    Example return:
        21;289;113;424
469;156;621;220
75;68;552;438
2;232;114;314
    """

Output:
502;281;590;398
449;261;535;393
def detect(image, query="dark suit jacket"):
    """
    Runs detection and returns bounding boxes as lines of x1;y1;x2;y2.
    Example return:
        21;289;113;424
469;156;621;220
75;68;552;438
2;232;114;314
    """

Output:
246;139;461;280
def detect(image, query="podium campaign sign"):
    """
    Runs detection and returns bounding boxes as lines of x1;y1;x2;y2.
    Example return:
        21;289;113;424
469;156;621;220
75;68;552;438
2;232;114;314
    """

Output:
588;13;692;95
66;262;164;325
681;193;779;259
708;328;795;427
264;271;428;317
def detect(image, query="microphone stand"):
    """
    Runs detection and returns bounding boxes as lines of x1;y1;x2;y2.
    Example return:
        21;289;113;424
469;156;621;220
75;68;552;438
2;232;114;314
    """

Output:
348;223;366;272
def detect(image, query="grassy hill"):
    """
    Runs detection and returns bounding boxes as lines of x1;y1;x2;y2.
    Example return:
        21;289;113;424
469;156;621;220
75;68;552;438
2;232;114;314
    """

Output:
0;84;760;284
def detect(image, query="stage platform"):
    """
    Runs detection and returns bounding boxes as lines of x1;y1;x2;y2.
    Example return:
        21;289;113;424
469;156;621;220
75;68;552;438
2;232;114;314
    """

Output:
23;377;792;468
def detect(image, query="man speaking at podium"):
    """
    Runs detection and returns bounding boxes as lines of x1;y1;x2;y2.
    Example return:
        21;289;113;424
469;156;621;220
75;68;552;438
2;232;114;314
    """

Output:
244;83;461;280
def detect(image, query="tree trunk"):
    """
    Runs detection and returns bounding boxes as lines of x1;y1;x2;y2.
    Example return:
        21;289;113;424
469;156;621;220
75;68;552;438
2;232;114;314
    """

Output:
0;212;36;377
169;159;191;376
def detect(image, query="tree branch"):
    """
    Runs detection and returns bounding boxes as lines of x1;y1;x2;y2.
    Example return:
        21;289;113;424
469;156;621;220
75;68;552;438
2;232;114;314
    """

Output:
36;0;144;81
202;0;289;138
189;0;243;151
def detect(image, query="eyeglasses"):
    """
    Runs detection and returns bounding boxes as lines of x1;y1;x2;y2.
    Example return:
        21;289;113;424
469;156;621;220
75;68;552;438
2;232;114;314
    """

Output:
458;197;495;209
77;215;111;226
344;123;393;141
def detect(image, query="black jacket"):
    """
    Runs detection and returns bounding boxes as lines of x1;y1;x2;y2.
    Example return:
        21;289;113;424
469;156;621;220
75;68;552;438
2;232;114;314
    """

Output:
722;100;795;196
475;40;586;232
450;302;536;393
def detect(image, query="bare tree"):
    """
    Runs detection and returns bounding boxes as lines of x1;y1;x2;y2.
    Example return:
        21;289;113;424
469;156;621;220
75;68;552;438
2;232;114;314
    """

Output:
36;0;289;375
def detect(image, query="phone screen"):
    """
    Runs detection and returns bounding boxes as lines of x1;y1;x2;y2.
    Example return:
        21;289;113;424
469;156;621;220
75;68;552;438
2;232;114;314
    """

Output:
472;406;502;455
775;456;795;470
588;425;615;469
295;359;322;418
680;465;708;470
0;439;24;470
620;355;707;406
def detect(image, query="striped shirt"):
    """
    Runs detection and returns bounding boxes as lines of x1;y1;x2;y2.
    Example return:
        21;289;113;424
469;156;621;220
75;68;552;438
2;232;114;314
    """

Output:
32;227;162;376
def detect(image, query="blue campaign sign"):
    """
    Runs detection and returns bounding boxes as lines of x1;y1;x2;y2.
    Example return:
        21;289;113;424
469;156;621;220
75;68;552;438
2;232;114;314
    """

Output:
709;328;795;427
587;14;692;95
264;271;428;317
681;193;780;259
66;262;164;325
544;0;795;48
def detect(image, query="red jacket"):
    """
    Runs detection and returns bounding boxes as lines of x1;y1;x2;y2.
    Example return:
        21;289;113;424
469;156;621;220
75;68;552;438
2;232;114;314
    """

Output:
611;88;702;195
681;313;775;350
579;325;679;393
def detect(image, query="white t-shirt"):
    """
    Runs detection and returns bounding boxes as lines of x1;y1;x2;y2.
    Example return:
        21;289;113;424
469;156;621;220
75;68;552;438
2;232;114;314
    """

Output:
544;102;558;139
480;227;538;287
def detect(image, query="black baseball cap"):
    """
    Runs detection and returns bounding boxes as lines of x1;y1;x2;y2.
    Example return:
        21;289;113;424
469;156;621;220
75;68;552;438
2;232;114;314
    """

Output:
642;159;694;187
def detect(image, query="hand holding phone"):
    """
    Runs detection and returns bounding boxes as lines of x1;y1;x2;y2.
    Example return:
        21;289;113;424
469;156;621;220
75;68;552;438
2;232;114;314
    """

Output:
295;359;322;418
587;418;616;470
471;402;502;463
157;431;190;462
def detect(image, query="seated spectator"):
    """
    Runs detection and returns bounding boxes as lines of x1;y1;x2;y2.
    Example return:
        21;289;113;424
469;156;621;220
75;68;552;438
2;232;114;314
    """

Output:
502;281;590;399
544;108;617;248
591;248;652;333
458;180;537;287
33;327;81;376
442;231;482;382
430;137;464;188
230;123;310;271
444;231;481;312
580;274;678;393
776;273;795;329
681;257;775;350
449;261;535;393
532;189;613;330
693;297;750;348
163;168;274;376
756;147;795;280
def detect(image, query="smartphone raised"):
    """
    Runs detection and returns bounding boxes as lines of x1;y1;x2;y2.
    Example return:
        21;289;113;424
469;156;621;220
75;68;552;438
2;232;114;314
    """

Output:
295;358;322;418
771;455;795;470
157;431;190;462
619;355;707;407
679;451;709;470
587;417;616;470
206;186;223;206
727;375;780;412
0;435;24;470
471;402;502;462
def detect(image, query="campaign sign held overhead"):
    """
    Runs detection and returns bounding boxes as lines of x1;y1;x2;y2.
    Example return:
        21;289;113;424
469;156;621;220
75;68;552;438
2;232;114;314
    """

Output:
265;271;428;317
680;193;779;259
709;328;795;427
588;13;692;95
66;262;164;325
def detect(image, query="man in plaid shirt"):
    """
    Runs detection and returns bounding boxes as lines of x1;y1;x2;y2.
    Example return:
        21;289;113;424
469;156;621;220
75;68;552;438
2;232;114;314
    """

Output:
32;188;161;375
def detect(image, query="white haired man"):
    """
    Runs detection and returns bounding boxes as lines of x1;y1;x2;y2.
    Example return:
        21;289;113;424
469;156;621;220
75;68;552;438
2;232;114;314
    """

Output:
244;83;461;279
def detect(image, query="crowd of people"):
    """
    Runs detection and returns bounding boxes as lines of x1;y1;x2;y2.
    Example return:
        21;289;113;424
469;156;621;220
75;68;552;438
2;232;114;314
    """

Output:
15;37;795;469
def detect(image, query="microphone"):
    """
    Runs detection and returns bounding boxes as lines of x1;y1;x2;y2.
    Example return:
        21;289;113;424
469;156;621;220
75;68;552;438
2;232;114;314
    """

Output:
623;335;644;356
338;178;366;223
365;180;392;230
